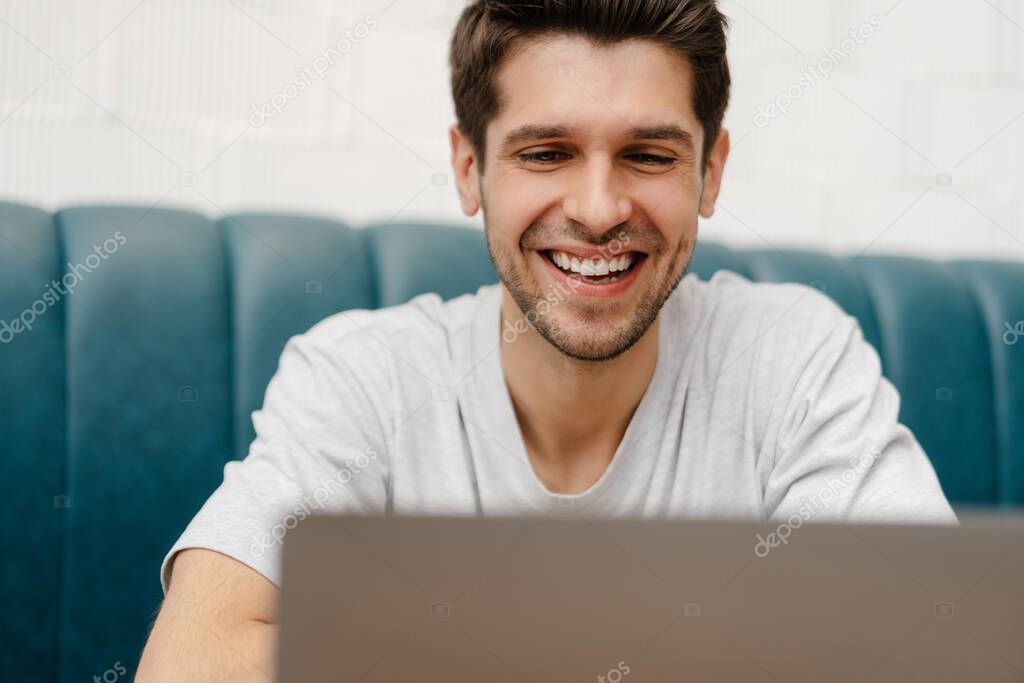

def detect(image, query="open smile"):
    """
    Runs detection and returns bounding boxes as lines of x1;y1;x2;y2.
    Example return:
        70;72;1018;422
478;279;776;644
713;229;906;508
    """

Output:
536;247;647;297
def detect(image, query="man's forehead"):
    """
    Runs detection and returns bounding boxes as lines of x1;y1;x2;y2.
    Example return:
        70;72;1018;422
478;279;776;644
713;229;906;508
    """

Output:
497;34;694;92
491;34;699;138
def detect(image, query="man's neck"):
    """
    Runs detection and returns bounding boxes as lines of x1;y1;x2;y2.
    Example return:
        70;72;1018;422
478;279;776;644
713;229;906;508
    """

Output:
499;289;659;494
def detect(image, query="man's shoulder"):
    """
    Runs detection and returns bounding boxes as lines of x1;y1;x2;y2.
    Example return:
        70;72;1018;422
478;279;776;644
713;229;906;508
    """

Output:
681;269;856;351
283;283;498;370
675;266;860;374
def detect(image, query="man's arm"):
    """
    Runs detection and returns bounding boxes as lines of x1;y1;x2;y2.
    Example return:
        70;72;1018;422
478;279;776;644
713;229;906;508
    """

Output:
138;318;393;680
762;298;956;525
136;549;279;682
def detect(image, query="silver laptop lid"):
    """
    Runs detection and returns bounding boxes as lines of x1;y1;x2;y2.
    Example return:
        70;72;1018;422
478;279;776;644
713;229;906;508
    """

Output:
278;513;1024;682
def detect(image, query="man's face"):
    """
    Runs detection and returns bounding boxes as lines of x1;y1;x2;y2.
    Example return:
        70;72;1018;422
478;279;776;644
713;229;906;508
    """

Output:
452;35;727;361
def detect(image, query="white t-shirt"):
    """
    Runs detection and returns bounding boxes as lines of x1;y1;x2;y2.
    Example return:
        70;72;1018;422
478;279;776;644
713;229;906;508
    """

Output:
161;271;956;591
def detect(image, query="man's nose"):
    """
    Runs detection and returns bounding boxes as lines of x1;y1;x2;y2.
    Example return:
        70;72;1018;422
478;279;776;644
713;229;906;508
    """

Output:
561;157;632;234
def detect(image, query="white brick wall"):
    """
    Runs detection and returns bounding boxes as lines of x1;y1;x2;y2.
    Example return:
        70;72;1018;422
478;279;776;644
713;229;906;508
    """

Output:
0;0;1021;259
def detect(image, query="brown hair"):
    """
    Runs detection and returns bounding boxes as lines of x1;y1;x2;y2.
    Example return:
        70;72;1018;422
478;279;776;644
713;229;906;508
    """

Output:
449;0;731;170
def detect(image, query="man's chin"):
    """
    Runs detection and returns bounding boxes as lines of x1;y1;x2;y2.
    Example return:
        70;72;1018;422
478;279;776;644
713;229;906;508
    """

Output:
531;312;650;362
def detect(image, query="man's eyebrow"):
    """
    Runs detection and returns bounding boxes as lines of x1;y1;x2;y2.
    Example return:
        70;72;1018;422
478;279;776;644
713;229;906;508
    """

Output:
628;125;695;151
500;124;573;149
500;123;696;153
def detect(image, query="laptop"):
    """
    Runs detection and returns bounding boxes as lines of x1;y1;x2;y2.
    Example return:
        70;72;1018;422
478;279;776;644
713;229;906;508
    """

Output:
277;512;1024;682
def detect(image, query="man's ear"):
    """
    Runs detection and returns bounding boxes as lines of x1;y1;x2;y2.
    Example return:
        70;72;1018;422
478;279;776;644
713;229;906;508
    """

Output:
698;128;730;219
449;124;481;216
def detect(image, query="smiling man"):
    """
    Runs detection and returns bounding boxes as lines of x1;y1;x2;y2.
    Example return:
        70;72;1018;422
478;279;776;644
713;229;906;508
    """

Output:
138;1;955;679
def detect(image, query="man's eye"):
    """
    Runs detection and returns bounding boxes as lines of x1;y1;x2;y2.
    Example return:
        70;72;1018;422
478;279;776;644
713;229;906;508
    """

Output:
519;151;570;164
517;151;676;167
626;153;676;166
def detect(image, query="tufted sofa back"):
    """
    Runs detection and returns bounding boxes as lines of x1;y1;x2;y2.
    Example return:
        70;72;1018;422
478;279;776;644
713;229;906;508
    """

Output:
1;201;1022;681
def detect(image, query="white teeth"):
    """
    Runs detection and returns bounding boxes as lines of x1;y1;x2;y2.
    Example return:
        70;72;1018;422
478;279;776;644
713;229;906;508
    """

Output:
548;249;636;276
580;257;609;276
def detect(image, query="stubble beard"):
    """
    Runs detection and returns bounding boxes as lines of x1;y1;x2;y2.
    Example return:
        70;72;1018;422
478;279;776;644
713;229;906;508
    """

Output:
486;218;694;362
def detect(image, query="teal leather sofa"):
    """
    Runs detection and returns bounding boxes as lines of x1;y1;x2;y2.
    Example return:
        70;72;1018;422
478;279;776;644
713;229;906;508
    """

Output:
2;200;1022;681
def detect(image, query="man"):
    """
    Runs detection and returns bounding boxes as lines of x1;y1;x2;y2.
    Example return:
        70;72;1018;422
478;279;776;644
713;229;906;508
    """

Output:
137;0;955;679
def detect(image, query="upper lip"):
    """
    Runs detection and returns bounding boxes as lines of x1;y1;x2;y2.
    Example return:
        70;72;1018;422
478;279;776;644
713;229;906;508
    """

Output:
539;245;645;259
